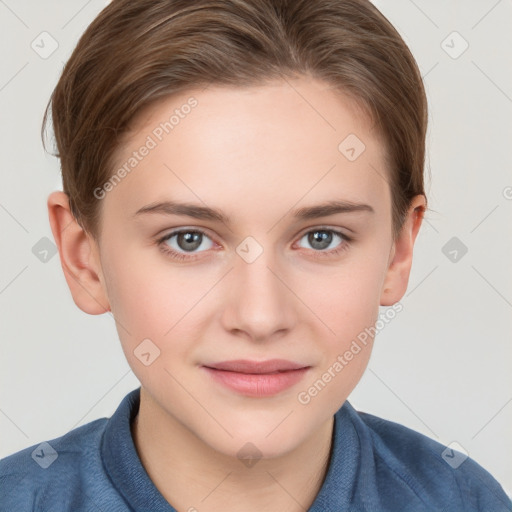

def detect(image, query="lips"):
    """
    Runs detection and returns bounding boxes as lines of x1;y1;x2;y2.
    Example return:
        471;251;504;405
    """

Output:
203;359;309;374
201;359;311;397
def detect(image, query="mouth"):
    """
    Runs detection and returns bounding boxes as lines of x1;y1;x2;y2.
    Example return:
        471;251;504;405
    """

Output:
201;359;311;397
204;358;308;374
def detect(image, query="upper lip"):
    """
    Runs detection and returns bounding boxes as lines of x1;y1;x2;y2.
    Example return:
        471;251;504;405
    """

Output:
204;359;309;374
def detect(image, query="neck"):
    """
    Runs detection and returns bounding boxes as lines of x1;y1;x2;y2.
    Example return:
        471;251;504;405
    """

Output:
131;387;334;512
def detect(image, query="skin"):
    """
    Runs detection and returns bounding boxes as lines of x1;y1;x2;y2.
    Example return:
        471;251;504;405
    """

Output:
47;76;425;512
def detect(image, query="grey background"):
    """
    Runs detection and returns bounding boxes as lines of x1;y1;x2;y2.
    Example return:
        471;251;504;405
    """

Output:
0;0;511;496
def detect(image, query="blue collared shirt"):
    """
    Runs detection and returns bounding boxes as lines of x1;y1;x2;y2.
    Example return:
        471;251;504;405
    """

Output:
1;387;510;511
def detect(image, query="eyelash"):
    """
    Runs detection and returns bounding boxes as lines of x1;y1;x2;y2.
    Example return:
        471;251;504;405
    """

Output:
157;227;352;262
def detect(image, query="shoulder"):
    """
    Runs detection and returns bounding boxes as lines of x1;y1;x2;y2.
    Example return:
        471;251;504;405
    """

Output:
0;418;114;511
348;404;512;511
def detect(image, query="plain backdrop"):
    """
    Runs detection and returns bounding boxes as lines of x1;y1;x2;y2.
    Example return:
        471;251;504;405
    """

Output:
1;0;511;497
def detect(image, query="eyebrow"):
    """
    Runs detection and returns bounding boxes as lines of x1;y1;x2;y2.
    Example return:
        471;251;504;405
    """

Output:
133;199;374;224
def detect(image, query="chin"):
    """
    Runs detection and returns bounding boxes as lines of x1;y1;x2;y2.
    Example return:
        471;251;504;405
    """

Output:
203;418;307;461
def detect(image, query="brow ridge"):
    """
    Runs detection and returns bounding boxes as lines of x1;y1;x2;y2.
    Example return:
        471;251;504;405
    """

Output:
134;199;374;224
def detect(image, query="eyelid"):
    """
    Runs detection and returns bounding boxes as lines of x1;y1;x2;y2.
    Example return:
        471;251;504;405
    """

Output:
295;224;351;239
157;226;216;242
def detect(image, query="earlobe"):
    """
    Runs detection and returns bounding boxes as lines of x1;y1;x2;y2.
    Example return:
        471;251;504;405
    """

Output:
47;191;110;315
380;195;426;306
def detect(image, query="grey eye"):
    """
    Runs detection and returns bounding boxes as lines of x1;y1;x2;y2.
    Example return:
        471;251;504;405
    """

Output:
298;230;343;251
164;231;214;253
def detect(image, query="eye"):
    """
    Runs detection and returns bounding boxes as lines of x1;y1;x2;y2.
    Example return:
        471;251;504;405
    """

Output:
157;227;351;262
296;228;350;256
158;229;215;260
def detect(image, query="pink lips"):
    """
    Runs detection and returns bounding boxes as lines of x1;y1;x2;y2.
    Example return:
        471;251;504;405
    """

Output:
202;359;310;397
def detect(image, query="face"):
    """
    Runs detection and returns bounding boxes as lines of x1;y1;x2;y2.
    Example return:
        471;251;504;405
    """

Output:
75;76;411;459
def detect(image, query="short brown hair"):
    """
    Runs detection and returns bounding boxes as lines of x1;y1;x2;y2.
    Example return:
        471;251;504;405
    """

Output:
43;0;428;239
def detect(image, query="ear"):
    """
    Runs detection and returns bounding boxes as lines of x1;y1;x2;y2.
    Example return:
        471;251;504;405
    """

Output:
380;195;426;306
47;191;110;314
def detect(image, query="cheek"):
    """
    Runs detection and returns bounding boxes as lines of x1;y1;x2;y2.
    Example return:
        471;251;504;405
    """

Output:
295;264;384;416
101;245;217;361
99;243;179;343
102;234;190;317
307;254;387;339
100;256;192;390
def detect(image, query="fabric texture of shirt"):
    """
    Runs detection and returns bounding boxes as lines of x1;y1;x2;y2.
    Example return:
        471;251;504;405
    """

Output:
1;387;510;511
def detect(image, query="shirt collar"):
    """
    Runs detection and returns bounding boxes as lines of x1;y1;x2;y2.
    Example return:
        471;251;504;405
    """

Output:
101;387;176;511
309;400;362;510
101;386;363;511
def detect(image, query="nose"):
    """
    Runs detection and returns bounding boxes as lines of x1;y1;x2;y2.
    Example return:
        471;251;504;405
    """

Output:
220;247;297;343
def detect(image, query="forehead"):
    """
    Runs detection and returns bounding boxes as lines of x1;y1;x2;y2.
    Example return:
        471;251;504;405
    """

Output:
105;76;390;222
126;76;381;158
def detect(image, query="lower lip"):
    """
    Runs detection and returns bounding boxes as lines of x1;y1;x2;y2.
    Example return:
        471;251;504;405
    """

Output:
202;366;310;397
